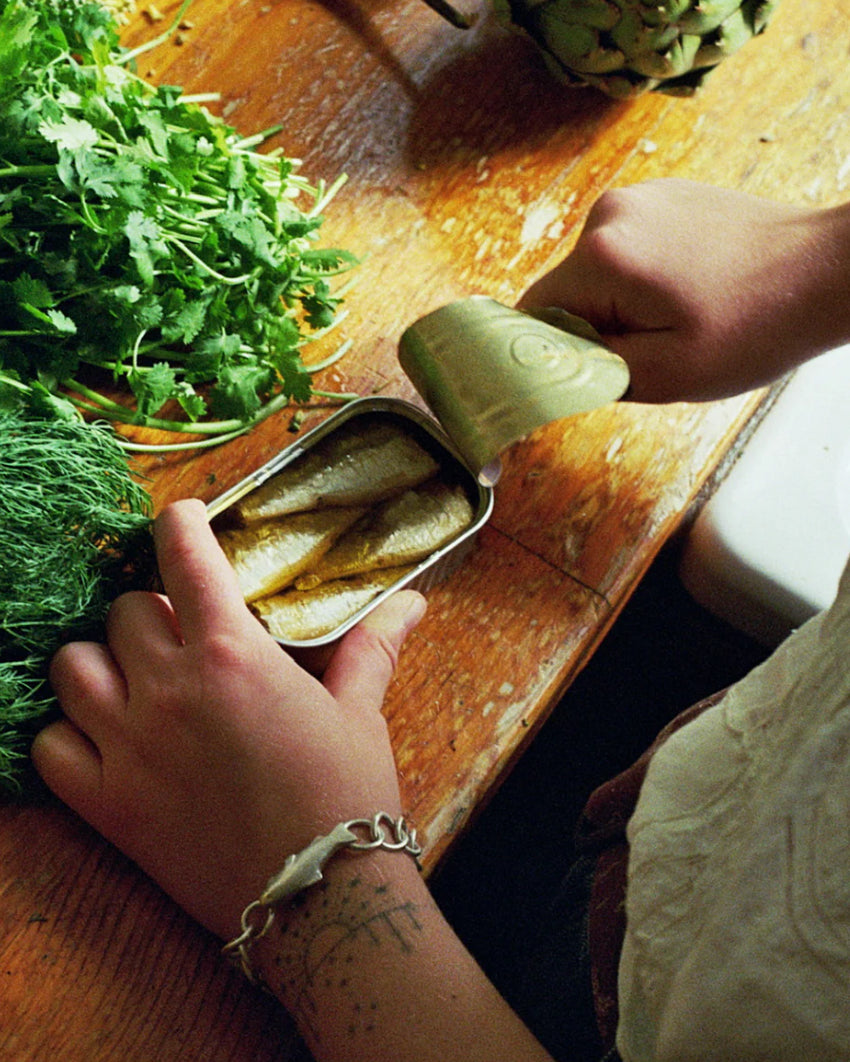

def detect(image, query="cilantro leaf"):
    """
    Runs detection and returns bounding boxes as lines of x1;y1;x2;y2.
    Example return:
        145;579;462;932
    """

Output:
38;116;99;151
208;363;273;420
12;273;54;309
0;3;38;80
19;302;77;336
128;362;177;418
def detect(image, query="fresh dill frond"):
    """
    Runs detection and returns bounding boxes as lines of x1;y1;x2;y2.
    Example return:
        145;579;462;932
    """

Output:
0;409;153;795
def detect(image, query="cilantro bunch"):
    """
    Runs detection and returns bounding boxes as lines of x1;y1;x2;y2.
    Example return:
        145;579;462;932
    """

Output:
0;0;356;450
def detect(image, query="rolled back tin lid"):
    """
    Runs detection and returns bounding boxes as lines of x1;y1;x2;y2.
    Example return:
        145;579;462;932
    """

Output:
398;295;630;483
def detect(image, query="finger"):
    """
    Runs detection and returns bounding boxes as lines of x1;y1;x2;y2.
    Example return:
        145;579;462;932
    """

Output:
518;257;577;309
104;591;182;679
152;499;253;644
31;718;104;817
288;642;335;678
323;591;426;713
518;253;612;329
49;641;127;736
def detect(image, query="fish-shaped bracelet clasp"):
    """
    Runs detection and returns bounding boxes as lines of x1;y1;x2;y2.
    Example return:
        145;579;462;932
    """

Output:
260;821;359;906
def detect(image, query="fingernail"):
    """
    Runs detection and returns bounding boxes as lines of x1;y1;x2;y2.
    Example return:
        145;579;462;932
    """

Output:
397;590;427;628
368;590;427;637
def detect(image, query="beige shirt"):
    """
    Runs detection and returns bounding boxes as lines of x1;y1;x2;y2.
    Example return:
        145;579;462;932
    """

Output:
616;556;850;1062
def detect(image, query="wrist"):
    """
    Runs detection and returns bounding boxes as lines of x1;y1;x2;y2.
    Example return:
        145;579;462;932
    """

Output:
250;844;432;1048
737;199;850;390
223;813;422;985
811;201;850;349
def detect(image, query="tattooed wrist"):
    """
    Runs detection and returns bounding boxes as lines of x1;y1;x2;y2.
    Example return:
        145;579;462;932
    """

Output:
256;865;425;1047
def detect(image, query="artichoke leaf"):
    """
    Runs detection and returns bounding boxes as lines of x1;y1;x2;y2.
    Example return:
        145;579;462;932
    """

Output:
472;0;781;97
636;0;692;26
677;0;741;34
743;0;781;32
579;70;659;96
548;0;621;29
610;6;680;53
629;31;701;78
533;13;626;72
692;5;756;66
704;17;749;61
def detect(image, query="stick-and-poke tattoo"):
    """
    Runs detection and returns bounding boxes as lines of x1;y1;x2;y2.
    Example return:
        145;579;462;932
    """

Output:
269;874;423;1044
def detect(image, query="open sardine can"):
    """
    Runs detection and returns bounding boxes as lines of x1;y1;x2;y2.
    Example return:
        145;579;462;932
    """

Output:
208;296;629;650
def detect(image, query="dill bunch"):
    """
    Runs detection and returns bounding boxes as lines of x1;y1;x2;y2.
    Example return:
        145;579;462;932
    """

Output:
0;409;153;795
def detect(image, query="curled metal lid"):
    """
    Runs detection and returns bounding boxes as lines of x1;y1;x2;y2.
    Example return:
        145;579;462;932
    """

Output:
398;296;630;482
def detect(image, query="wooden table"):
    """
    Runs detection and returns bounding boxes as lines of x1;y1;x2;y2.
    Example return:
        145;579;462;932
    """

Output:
3;0;850;1056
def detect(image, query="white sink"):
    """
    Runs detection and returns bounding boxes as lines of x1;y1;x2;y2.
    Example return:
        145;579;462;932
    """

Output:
680;343;850;646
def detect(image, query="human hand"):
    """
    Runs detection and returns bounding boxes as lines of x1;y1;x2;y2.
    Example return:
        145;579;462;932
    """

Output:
32;498;426;942
521;179;850;402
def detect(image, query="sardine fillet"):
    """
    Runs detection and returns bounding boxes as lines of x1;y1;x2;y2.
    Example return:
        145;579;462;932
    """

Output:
296;480;473;586
252;566;416;641
234;421;439;523
217;507;365;602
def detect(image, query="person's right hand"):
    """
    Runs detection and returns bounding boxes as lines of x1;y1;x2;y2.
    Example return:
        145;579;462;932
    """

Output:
521;179;850;403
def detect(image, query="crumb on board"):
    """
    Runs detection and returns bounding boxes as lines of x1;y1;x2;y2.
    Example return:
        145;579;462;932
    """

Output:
102;0;141;22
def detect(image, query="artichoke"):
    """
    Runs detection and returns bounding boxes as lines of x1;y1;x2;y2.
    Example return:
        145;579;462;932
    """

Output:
425;0;782;98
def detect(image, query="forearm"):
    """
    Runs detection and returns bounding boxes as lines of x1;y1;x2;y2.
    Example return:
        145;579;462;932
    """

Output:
797;199;850;356
712;196;850;393
250;850;555;1062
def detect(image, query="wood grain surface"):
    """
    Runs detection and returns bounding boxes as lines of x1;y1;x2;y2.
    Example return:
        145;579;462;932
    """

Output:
3;0;850;1056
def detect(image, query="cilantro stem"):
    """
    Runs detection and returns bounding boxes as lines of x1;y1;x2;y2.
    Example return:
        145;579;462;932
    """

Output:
306;338;353;373
178;93;221;106
131;328;146;374
310;174;349;216
158;202;218;228
118;0;195;65
114;389;296;449
69;395;247;434
0;372;30;394
0;165;56;178
78;197;107;234
118;426;255;452
64;380;131;413
311;390;360;402
165;235;257;284
233;125;284;150
65;381;357;452
158;187;222;207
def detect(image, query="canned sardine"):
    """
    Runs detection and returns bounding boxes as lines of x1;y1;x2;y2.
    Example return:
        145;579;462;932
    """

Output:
208;398;494;648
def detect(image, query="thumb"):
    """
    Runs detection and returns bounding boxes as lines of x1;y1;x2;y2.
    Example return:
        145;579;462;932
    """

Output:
323;590;426;712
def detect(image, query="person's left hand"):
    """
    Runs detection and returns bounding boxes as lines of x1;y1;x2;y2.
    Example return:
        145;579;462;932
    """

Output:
32;498;426;941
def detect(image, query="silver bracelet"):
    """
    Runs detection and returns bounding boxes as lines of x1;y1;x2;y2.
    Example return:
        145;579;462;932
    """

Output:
222;812;422;983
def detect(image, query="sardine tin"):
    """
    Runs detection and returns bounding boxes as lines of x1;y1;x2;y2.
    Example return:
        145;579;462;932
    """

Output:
398;297;630;480
209;297;627;648
208;397;494;649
